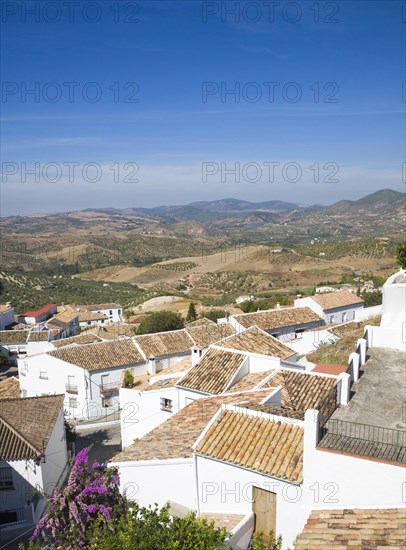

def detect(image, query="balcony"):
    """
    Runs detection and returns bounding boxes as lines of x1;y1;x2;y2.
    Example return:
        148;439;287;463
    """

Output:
65;384;78;394
100;381;119;395
319;418;406;464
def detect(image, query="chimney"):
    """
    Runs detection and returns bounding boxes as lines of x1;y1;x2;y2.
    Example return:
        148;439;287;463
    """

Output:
191;346;202;367
147;356;156;375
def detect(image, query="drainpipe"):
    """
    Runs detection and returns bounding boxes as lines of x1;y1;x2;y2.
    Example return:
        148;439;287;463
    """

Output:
193;452;200;515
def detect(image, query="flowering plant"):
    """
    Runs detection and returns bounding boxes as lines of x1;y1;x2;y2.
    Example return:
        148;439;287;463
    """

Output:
31;447;125;549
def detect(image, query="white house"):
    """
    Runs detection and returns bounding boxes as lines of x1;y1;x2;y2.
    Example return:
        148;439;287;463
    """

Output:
78;311;109;329
18;339;147;420
0;395;68;544
0;305;14;330
112;362;405;549
112;365;344;549
0;330;55;364
120;327;297;448
47;306;79;338
78;303;123;324
294;290;364;325
364;268;406;352
228;306;323;342
17;304;57;325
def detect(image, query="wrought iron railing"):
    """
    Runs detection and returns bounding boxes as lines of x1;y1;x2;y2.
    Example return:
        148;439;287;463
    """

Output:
100;381;119;394
65;384;78;394
325;419;406;446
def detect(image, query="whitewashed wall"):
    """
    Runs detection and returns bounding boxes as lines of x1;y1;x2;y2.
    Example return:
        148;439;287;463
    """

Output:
40;406;69;495
196;456;305;549
0;309;14;329
120;386;178;448
115;459;197;510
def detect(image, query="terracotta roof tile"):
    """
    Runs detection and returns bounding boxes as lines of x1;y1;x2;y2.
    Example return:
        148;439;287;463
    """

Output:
51;332;102;348
185;323;236;348
196;409;304;482
112;389;272;462
177;348;246;394
186;318;216;328
27;330;51;342
261;370;337;411
0;394;64;460
135;329;194;358
311;290;364;310
217;326;294;359
233;307;322;332
295;508;406;549
0;330;30;344
79;303;122;311
78;311;108;322
0;377;20;399
49;339;144;371
229;371;274;392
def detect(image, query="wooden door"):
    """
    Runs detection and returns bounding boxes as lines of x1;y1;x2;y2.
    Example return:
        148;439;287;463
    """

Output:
252;486;277;535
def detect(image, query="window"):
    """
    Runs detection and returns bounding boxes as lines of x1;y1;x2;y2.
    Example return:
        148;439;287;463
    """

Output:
20;361;28;375
102;397;113;408
329;315;335;324
109;310;113;316
342;312;347;323
39;371;48;380
160;397;173;412
0;511;18;525
69;397;78;408
0;467;14;491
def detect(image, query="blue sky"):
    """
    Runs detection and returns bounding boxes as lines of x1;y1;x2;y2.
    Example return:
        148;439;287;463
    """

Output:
1;0;404;215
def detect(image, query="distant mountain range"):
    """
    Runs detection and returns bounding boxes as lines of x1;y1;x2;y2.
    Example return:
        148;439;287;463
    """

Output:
80;188;404;219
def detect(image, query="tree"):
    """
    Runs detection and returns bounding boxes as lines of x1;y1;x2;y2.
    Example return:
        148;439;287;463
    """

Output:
186;302;197;323
136;311;184;335
29;447;125;550
88;504;227;550
22;447;228;550
203;309;228;322
396;241;406;269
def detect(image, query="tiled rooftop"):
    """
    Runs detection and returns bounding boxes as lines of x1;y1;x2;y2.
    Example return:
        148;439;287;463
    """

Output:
0;330;30;344
217;326;294;358
112;389;272;462
143;377;182;392
196;408;303;482
50;306;79;324
198;513;245;532
49;339;144;371
311;289;364;310
262;370;337;411
229;371;274;392
0;377;20;399
80;303;122;311
295;508;406;549
27;330;52;342
185;317;216;328
177;348;246;394
185;323;236;349
51;331;102;348
95;324;135;340
135;329;193;358
78;311;108;322
233;307;322;332
160;355;192;375
0;394;64;461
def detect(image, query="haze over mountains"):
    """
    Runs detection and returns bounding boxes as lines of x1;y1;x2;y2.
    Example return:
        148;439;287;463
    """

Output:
77;188;404;220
